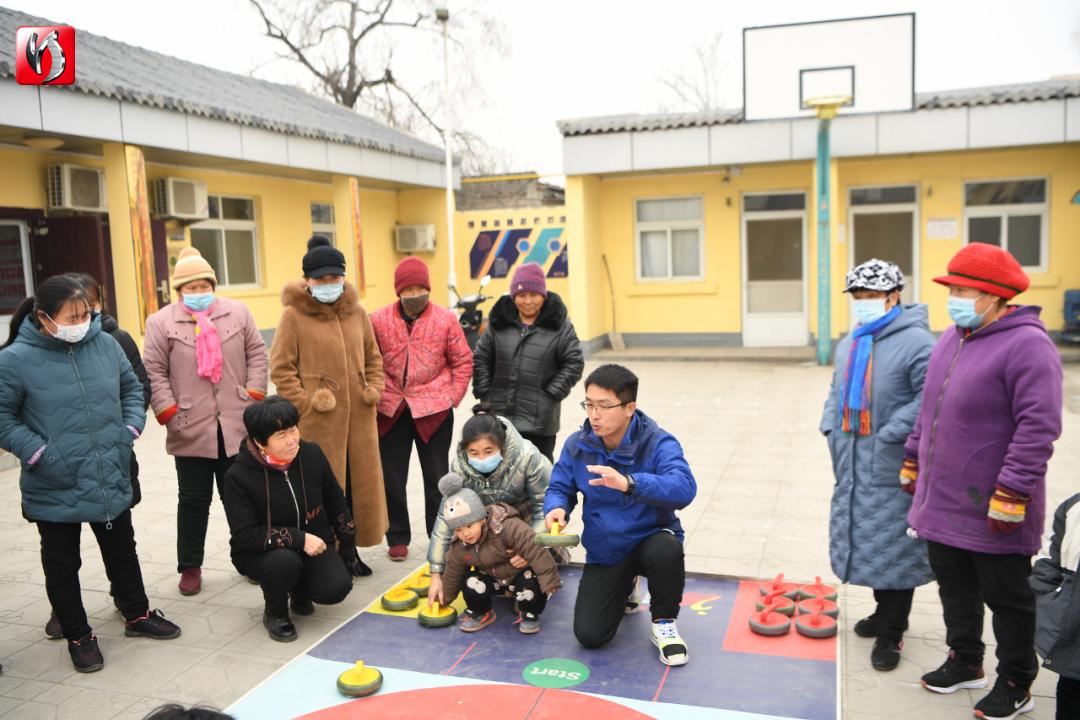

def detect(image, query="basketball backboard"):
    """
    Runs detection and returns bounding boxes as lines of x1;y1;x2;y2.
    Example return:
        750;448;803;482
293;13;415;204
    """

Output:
743;13;915;122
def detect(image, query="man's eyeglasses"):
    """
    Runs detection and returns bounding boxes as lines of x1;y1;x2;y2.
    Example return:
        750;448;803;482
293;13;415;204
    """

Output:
579;401;629;413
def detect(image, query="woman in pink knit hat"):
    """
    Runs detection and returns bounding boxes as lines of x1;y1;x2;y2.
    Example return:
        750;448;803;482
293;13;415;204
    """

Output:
473;262;584;461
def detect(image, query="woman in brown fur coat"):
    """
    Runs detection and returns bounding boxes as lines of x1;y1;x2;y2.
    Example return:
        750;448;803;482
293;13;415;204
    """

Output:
269;237;387;575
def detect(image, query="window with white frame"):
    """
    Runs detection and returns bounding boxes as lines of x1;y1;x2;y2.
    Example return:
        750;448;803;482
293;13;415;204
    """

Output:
635;196;704;281
311;202;335;246
190;195;259;286
964;179;1047;271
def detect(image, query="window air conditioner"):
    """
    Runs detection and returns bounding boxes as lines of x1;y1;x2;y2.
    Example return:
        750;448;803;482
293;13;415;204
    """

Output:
47;164;107;213
395;224;436;253
152;178;209;220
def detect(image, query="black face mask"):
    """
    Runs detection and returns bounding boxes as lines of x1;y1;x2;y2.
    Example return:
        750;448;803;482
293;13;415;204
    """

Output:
401;293;429;317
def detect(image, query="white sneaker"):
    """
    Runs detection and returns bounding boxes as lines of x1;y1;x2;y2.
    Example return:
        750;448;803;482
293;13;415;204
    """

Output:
625;575;645;614
650;619;688;666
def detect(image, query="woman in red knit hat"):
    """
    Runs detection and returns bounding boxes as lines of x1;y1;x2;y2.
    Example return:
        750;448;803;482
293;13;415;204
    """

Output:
903;242;1063;719
370;257;474;561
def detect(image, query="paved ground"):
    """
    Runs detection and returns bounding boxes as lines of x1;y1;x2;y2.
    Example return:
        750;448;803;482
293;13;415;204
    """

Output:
0;357;1075;719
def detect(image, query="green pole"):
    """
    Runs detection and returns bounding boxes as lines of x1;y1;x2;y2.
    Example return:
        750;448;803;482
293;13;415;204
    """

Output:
815;117;832;366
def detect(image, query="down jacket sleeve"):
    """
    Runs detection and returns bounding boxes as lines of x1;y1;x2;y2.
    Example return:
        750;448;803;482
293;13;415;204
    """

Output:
876;333;933;444
446;321;473;407
630;435;696;510
471;327;495;401
522;445;552;533
544;321;584;402
0;354;45;463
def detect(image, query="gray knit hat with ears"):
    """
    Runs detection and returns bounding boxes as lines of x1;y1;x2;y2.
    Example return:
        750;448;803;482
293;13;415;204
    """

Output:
438;473;487;530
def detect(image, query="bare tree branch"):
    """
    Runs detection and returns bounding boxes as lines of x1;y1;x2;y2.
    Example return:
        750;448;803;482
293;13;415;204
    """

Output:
657;33;728;113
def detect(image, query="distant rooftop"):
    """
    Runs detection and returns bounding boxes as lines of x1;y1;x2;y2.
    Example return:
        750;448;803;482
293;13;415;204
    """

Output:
558;77;1080;136
0;6;445;162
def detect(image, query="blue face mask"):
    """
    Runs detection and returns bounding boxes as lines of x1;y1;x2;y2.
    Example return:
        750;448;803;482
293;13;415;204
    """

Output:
947;296;987;329
468;453;502;474
311;282;344;304
181;292;214;312
851;298;887;325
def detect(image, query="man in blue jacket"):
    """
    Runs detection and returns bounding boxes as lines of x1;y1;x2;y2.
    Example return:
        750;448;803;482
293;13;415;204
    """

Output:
544;364;696;666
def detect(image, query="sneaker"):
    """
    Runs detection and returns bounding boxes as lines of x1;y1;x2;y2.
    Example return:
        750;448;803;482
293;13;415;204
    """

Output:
387;545;408;562
125;609;182;640
67;633;104;673
458;610;496;633
290;595;315;616
178;567;202;596
45;612;62;640
626;576;645;615
973;678;1035;720
870;637;902;671
920;650;987;693
517;612;541;635
263;612;297;643
853;614;879;638
650;619;689;666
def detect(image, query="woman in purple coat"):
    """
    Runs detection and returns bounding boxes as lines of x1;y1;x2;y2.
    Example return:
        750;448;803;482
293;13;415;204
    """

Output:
904;243;1062;720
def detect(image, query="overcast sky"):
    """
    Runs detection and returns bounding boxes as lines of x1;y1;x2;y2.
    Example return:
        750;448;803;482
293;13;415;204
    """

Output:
10;0;1080;179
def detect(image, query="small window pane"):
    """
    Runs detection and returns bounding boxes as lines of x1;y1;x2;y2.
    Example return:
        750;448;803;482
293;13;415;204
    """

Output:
224;230;257;285
671;229;701;277
207;196;220;219
743;193;806;212
221;197;254;220
190;229;224;280
310;203;333;224
968;217;1002;246
850;186;916;205
965;180;1046;206
1007;215;1041;267
639;230;669;278
637;197;703;222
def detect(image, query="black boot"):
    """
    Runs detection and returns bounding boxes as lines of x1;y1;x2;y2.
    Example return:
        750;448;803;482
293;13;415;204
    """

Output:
263;611;297;642
871;637;902;671
290;594;315;617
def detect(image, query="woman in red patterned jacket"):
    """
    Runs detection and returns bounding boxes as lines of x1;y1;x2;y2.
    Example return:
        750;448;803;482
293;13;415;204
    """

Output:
370;257;474;562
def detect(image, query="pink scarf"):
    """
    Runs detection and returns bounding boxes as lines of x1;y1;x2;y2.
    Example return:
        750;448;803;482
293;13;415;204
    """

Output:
191;305;223;384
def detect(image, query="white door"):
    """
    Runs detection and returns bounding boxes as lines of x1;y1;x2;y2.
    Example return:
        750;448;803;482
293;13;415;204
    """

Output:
0;221;33;347
741;193;808;347
848;186;918;330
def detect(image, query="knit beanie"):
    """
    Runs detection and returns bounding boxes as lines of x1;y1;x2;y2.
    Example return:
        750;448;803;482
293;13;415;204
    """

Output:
933;243;1030;300
438;473;486;530
302;235;346;279
394;256;431;296
510;262;547;297
171;246;217;291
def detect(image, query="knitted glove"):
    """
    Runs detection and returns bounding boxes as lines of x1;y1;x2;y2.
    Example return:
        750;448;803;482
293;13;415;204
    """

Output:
987;485;1030;534
899;454;918;495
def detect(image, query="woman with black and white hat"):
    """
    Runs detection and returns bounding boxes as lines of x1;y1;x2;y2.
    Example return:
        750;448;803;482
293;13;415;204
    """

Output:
820;258;935;671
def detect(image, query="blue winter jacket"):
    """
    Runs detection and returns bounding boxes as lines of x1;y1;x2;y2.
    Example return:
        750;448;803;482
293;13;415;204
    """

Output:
0;315;146;523
544;411;696;566
821;304;934;589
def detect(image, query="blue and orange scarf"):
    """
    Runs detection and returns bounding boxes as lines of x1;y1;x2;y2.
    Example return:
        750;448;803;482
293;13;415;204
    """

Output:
840;305;901;435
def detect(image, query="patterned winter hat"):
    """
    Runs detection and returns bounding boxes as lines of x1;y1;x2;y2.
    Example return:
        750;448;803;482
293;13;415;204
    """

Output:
438;473;487;530
844;258;905;293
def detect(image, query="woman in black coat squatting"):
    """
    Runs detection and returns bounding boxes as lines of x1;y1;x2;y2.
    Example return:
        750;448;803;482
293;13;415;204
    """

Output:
223;396;355;642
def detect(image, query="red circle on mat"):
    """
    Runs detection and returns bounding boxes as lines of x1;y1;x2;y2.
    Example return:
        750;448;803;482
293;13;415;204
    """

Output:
297;683;654;719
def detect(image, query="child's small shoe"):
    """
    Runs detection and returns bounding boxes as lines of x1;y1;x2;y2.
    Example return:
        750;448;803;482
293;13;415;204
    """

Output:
517;611;540;634
459;610;496;633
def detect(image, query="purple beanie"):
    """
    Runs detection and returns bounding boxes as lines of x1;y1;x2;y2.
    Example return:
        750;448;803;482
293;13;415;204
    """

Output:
510;262;547;297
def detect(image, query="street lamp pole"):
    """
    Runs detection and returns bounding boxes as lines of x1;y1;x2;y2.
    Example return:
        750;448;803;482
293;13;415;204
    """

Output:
807;97;847;366
436;3;457;295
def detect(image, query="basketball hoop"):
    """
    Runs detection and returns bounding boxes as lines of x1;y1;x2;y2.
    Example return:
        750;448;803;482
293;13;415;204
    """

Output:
803;95;853;119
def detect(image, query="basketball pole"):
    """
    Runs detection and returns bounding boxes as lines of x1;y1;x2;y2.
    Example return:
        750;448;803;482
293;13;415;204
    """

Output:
811;99;845;366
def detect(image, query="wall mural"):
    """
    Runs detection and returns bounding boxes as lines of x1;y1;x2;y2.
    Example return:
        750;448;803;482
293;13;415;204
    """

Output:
468;226;567;279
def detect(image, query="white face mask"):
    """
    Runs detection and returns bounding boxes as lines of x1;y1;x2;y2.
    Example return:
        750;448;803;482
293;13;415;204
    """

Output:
46;314;91;343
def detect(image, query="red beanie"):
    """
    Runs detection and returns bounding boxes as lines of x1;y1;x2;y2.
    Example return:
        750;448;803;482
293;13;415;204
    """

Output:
933;243;1030;299
394;257;431;296
510;262;548;297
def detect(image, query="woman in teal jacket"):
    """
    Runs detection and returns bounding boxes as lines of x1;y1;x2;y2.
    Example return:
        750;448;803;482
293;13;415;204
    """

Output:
0;275;181;674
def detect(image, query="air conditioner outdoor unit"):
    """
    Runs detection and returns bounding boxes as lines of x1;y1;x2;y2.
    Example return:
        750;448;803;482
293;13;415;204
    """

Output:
152;178;209;220
47;164;107;213
395;224;436;253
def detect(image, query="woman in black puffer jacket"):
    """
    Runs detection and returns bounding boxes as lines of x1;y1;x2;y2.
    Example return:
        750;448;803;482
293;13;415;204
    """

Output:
472;263;584;461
